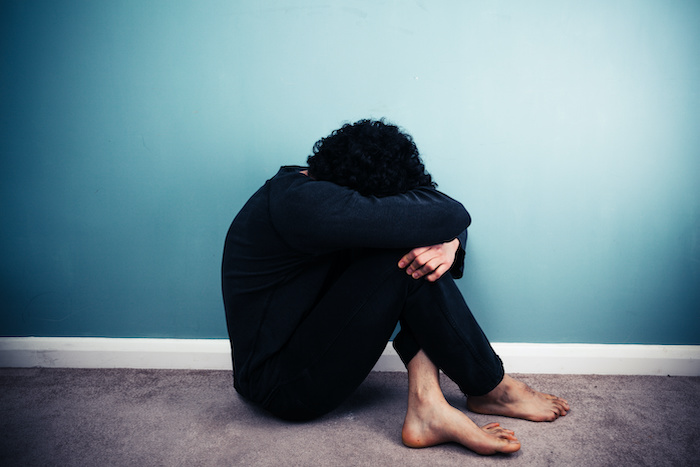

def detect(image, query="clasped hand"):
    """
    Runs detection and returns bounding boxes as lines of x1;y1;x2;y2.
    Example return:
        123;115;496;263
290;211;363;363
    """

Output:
398;238;460;282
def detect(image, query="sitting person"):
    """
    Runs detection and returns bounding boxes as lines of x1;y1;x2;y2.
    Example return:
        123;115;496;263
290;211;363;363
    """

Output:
221;119;569;455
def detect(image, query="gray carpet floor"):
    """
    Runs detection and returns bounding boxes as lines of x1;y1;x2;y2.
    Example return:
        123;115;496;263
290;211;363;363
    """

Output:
1;368;699;466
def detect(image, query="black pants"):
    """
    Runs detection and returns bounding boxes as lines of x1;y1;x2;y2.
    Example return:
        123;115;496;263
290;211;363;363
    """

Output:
251;249;504;421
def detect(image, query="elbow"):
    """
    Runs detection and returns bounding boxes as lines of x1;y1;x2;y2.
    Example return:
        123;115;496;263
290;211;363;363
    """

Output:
455;203;471;231
462;209;471;230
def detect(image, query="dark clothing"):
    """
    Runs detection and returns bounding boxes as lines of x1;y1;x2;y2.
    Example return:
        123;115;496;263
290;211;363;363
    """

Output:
222;166;503;420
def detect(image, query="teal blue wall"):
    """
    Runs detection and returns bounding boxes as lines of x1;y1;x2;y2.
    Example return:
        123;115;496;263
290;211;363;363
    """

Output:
1;0;698;343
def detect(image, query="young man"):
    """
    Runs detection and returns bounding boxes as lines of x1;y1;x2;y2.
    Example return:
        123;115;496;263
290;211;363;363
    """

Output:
222;119;569;455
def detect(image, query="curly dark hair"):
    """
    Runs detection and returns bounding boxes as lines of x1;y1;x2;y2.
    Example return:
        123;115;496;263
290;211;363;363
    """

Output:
306;119;436;197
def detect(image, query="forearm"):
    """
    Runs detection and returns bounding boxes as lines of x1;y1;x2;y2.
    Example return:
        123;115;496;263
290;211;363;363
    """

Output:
272;177;470;253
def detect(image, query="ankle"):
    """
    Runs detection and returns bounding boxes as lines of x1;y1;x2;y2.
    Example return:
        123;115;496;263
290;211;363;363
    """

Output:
476;375;512;402
410;379;447;404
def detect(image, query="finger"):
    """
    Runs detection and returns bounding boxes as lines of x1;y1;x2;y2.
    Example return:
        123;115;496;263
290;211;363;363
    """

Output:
425;263;451;282
410;257;440;279
398;252;416;269
405;251;436;276
398;247;428;269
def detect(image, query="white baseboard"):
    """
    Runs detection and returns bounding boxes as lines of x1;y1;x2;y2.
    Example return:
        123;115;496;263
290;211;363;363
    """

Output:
1;337;699;376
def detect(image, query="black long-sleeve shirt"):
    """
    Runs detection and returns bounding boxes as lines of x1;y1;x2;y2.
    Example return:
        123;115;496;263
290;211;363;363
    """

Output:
222;166;471;396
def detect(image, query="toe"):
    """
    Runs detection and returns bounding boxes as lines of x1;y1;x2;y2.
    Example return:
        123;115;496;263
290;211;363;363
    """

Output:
555;400;569;415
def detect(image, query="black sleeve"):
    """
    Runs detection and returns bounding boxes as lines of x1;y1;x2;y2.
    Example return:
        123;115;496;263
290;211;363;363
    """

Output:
450;229;468;279
269;173;471;254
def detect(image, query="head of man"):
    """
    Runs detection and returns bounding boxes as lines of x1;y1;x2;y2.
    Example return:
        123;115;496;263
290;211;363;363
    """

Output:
306;119;435;197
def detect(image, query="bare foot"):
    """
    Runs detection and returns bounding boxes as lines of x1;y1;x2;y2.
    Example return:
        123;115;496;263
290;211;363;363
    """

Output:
467;374;570;422
402;389;521;455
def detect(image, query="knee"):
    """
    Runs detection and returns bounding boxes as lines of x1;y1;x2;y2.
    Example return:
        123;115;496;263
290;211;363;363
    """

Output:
347;248;404;268
363;249;428;290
